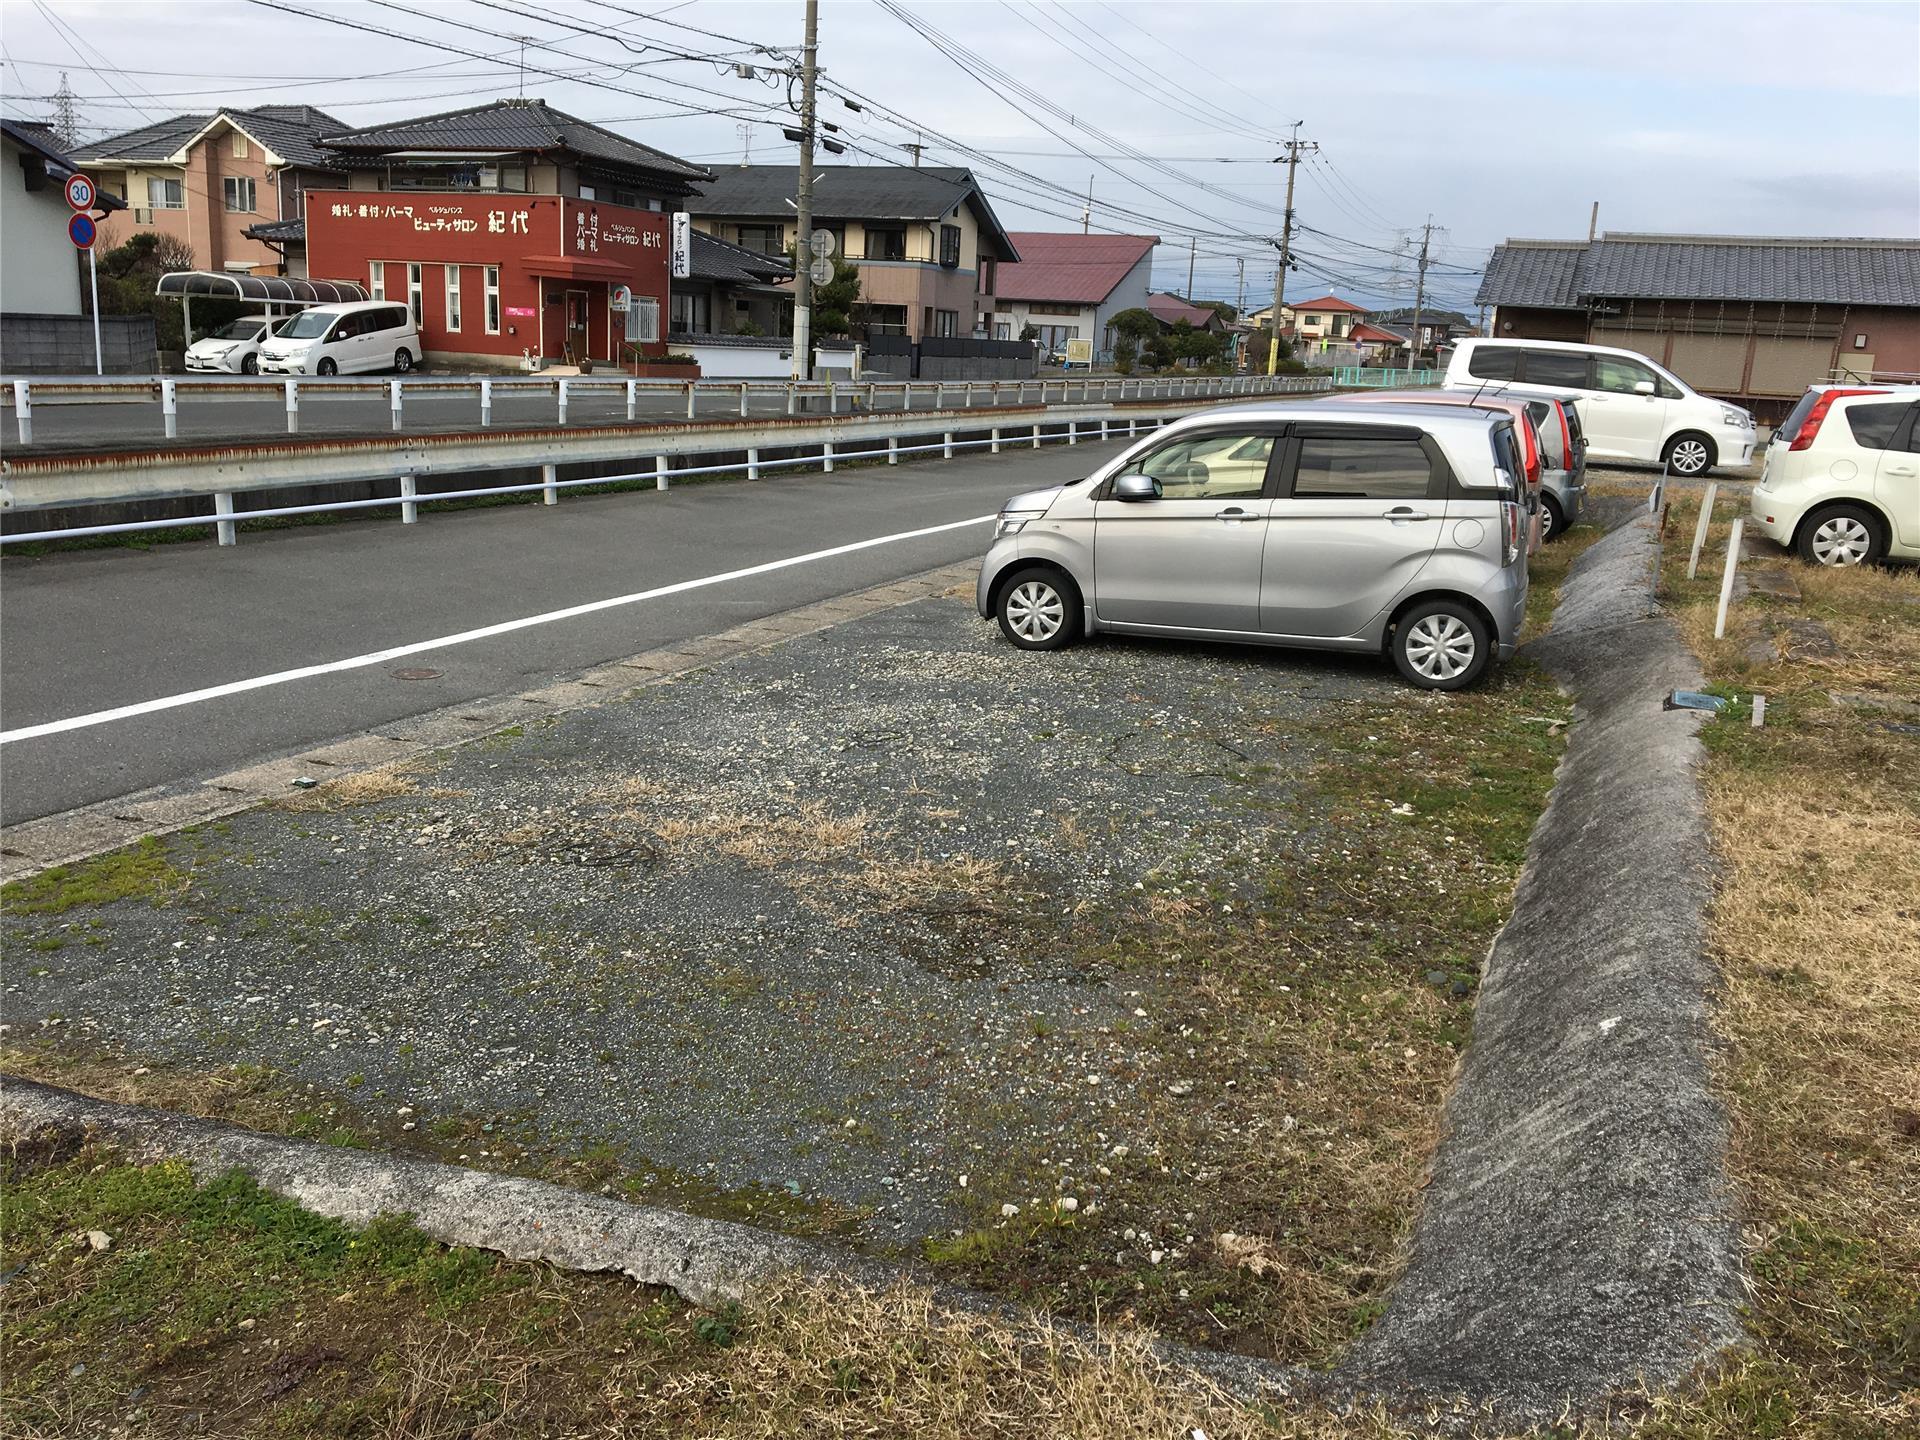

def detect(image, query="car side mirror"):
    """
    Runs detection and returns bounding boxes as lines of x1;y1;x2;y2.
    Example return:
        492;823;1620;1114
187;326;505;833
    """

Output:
1633;380;1655;396
1112;474;1160;502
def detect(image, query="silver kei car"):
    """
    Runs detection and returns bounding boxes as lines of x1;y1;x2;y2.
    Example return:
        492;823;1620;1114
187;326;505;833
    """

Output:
976;400;1531;690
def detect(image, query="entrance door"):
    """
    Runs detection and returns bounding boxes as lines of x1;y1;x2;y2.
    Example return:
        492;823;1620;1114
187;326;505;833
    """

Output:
566;290;590;362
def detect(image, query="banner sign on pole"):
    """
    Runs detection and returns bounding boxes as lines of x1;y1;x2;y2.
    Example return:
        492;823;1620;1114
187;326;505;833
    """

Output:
670;211;691;281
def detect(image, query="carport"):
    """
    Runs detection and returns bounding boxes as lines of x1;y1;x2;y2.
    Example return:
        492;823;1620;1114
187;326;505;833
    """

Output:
155;271;370;346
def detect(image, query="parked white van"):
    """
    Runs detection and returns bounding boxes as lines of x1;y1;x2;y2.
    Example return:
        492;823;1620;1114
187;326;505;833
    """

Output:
258;301;419;376
1444;337;1755;476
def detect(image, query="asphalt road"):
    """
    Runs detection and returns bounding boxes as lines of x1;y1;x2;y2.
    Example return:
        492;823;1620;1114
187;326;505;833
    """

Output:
0;439;1125;825
4;381;1111;452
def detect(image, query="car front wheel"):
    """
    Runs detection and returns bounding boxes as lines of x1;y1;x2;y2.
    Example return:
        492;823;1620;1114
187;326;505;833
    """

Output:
241;353;259;374
1663;431;1715;477
1392;600;1492;691
995;567;1081;651
393;348;414;373
1797;504;1884;568
316;357;338;376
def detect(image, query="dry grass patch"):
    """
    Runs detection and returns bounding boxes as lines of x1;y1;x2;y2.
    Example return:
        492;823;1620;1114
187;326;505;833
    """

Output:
273;767;423;812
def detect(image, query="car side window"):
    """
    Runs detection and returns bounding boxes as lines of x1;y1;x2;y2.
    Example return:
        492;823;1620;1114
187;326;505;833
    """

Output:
1132;433;1275;501
388;306;411;331
1523;350;1589;388
326;314;358;343
1593;355;1659;394
1467;347;1519;381
1904;405;1920;453
1844;401;1906;450
1290;434;1434;500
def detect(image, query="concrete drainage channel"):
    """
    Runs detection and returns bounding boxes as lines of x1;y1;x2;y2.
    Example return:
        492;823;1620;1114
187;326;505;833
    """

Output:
0;513;1741;1425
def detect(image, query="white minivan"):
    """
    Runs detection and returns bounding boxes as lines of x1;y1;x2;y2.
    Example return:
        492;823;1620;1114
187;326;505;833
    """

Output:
258;301;419;376
1444;337;1754;476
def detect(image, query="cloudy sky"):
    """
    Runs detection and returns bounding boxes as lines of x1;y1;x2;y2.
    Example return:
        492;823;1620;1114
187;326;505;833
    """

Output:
4;0;1916;312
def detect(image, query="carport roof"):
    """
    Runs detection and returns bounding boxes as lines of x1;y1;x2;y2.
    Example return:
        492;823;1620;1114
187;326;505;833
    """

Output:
155;271;369;304
1479;233;1920;310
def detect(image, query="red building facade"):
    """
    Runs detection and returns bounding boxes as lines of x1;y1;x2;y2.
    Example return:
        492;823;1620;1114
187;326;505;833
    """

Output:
304;191;670;368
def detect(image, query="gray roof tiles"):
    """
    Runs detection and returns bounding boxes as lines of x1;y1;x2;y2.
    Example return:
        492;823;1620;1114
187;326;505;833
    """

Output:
77;106;347;170
688;164;1019;261
1479;233;1920;310
688;229;792;285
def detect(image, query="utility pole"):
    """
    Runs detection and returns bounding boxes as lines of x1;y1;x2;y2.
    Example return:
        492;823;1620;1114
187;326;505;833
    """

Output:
1236;257;1245;313
1081;175;1093;234
1406;216;1434;374
1587;200;1599;242
1268;123;1316;375
790;0;819;383
1186;236;1196;299
902;141;924;167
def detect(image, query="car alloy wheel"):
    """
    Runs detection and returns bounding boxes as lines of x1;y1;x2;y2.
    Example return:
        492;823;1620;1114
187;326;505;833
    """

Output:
1667;436;1711;475
1809;514;1874;566
1541;496;1564;542
316;358;338;376
394;349;414;373
1403;612;1477;683
1005;580;1065;642
241;353;259;374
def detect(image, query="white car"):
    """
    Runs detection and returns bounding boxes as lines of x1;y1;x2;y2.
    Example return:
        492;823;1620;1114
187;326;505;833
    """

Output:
1445;337;1755;477
258;300;419;376
184;315;278;374
1749;384;1920;566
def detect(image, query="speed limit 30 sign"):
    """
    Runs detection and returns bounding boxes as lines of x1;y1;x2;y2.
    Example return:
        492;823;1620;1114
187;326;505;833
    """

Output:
65;172;97;211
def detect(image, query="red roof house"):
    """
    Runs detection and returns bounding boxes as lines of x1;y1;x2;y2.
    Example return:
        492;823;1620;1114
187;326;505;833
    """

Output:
992;232;1159;359
1147;291;1223;330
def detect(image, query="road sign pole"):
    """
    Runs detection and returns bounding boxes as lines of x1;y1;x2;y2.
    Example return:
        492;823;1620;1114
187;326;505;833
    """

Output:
88;245;102;375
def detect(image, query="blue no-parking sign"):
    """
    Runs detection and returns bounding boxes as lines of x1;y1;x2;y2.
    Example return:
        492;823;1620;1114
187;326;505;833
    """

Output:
68;211;97;249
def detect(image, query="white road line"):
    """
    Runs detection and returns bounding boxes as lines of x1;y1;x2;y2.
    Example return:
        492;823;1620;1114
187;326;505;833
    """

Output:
1;514;995;746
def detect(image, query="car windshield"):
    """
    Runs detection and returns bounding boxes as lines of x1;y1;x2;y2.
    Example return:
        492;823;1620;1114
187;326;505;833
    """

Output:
211;320;264;341
277;311;336;340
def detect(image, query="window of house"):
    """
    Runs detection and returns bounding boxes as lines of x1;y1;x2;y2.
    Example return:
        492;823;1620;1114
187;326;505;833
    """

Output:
484;266;501;334
578;184;597;201
994;321;1010;340
939;223;961;268
499;165;527;192
625;296;661;344
146;176;185;209
231;133;249;159
612;189;637;208
445;265;462;332
931;309;960;337
222;176;256;213
407;263;424;328
670;291;711;333
865;305;909;335
369;260;385;301
1289;433;1434;500
865;226;907;261
732;224;780;255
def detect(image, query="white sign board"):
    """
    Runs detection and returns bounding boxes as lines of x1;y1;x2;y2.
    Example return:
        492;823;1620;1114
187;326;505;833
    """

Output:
1065;338;1094;367
670;211;692;281
808;256;834;286
810;228;835;258
610;284;632;314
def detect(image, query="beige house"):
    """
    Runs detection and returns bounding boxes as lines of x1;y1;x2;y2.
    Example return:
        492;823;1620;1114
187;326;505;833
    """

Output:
687;165;1018;341
75;106;346;275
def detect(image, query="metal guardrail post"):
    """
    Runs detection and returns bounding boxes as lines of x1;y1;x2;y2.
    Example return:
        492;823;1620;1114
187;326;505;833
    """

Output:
1128;418;1137;437
943;430;953;459
626;380;638;421
161;378;177;440
933;381;944;407
991;426;1001;454
1099;419;1108;441
390;380;404;432
541;462;558;506
787;383;798;416
965;382;976;407
214;491;236;547
558;378;571;425
11;380;29;444
1031;423;1041;449
739;382;749;418
823;441;835;473
748;446;761;481
866;382;876;412
686;382;697;420
1067;421;1077;445
655;456;669;491
284;379;299;434
480;378;492;427
399;473;418;524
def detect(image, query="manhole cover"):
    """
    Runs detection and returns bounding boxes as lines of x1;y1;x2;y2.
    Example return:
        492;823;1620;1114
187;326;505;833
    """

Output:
391;667;442;681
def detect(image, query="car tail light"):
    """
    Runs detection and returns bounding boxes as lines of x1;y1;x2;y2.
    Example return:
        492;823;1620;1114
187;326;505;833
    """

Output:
1788;388;1884;451
1555;401;1572;459
1501;500;1522;564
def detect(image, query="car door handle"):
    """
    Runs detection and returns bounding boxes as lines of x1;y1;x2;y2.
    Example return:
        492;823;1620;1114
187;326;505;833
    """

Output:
1215;507;1253;523
1384;507;1430;522
1885;464;1918;476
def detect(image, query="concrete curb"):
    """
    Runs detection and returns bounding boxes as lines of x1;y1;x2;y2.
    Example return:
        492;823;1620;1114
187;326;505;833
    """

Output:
1337;511;1744;1417
0;562;979;882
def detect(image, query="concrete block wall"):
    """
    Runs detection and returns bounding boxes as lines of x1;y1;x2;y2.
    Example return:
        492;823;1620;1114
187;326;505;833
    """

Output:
1;313;159;375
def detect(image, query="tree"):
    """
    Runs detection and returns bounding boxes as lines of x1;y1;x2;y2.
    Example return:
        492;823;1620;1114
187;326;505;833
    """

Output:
1199;300;1237;325
94;231;226;351
1018;322;1038;342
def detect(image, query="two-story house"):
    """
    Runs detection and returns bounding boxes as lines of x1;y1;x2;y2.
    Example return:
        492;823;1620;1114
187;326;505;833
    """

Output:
990;232;1157;358
686;165;1019;342
75;106;347;275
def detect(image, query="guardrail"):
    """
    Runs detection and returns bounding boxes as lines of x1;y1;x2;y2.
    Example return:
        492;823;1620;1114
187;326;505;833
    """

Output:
0;377;1335;548
3;371;1305;446
1325;366;1439;388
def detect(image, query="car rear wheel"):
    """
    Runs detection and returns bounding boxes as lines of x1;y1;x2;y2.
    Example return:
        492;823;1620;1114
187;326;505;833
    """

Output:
1797;504;1884;568
241;353;259;375
1541;494;1566;542
995;567;1081;651
393;348;414;373
1663;431;1715;477
316;358;338;376
1392;600;1492;691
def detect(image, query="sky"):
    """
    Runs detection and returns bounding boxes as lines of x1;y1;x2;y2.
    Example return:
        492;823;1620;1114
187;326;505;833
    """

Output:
3;0;1916;314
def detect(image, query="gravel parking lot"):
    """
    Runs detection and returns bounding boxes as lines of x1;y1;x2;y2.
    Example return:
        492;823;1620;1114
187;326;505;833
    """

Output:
5;585;1570;1360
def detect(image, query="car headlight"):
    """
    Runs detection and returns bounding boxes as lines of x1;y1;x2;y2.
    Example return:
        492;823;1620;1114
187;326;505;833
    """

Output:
1721;406;1752;428
996;511;1046;537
